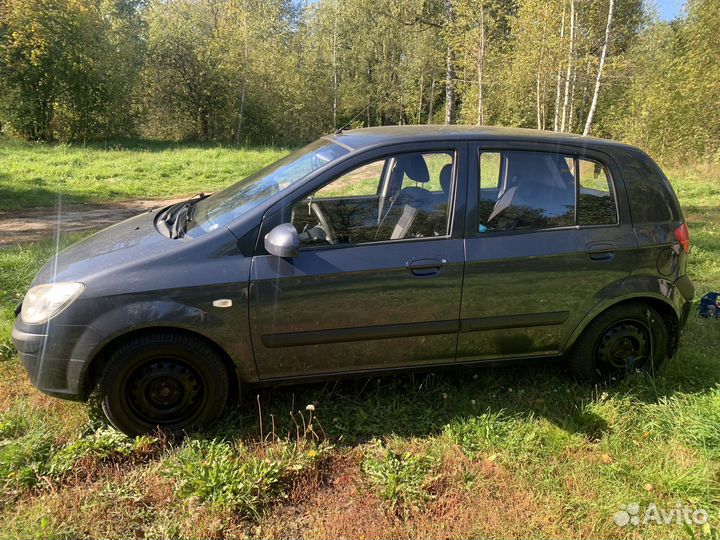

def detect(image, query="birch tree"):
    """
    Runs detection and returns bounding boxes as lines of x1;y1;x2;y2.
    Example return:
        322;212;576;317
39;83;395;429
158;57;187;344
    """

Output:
583;0;614;135
444;0;457;124
477;3;486;125
553;2;566;131
560;0;575;132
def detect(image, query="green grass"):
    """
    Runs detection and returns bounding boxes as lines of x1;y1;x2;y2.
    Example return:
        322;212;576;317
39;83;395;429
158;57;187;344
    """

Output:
363;441;440;517
0;136;286;211
0;142;719;539
163;438;330;519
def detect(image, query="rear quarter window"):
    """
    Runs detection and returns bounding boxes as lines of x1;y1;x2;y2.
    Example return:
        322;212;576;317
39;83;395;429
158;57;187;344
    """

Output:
614;148;681;223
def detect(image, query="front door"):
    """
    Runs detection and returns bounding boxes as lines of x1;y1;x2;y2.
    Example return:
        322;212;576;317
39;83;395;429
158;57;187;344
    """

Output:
250;145;467;380
458;143;637;361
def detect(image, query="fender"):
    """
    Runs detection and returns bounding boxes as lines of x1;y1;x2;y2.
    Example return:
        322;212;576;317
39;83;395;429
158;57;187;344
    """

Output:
562;275;684;352
71;297;259;396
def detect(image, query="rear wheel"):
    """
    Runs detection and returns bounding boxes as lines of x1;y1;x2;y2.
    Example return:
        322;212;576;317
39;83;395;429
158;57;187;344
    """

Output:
99;333;230;436
566;302;668;383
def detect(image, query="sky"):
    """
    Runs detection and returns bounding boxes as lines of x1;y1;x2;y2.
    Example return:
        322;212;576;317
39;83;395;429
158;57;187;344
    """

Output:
655;0;685;20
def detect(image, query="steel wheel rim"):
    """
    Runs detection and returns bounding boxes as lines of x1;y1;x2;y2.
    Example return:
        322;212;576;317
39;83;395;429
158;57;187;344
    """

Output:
595;319;651;374
125;357;206;428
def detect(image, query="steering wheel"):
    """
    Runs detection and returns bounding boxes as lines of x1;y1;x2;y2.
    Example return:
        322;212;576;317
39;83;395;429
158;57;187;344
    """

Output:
310;202;338;244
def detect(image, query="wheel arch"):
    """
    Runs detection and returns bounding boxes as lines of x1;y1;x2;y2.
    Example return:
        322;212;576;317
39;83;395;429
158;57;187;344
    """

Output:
564;294;680;357
81;326;243;402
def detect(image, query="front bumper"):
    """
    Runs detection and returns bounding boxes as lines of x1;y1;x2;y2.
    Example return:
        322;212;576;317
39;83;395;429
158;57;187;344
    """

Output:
12;321;90;401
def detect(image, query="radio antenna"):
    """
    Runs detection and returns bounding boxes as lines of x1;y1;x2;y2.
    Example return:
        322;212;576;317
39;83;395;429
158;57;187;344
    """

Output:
334;93;385;135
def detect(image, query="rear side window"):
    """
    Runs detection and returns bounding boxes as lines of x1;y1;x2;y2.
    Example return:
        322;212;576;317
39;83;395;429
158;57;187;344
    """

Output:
477;150;617;232
614;149;679;223
577;158;617;226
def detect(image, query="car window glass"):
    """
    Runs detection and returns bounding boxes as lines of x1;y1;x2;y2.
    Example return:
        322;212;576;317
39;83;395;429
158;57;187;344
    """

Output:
402;153;453;193
187;139;349;236
480;152;501;188
292;151;454;248
314;160;383;198
578;158;618;225
478;150;575;232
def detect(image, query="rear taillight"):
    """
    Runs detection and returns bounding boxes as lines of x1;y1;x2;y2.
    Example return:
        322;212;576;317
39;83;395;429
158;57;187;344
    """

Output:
674;222;690;253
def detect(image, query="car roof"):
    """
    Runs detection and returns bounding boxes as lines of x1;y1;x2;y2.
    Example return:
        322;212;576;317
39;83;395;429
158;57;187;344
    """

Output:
327;125;636;153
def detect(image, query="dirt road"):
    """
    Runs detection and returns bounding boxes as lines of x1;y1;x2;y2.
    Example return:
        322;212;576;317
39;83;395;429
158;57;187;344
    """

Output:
0;197;186;247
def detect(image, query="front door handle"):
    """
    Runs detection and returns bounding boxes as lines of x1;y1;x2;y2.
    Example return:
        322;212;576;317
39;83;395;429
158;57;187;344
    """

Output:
406;257;447;276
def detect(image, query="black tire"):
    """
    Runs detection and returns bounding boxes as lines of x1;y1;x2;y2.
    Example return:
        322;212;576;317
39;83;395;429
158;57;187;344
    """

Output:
566;302;669;383
99;332;230;436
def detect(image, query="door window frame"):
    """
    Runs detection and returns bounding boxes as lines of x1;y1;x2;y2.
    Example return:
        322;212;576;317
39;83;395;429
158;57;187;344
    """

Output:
466;141;626;239
254;141;468;255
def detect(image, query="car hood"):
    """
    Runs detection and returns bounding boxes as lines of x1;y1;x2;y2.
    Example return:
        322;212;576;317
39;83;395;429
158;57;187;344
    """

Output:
32;210;178;287
29;201;253;300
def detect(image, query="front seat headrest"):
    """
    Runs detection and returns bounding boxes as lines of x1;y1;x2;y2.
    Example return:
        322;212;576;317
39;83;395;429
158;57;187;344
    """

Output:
400;186;434;204
439;164;452;195
396;154;430;183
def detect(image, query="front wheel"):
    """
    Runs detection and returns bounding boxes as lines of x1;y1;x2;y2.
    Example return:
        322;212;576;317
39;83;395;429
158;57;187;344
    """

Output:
566;302;669;383
99;333;230;436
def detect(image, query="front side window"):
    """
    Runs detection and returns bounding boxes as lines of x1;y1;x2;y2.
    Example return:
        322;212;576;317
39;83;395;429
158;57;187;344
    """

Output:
292;151;454;248
477;150;617;232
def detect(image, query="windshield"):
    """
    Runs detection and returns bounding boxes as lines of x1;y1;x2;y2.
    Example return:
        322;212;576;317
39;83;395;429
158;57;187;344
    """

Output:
186;138;349;236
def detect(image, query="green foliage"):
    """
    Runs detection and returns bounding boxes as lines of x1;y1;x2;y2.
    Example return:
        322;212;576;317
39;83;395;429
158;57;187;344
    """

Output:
0;0;716;160
444;411;509;458
362;443;438;514
47;427;153;476
163;439;328;519
0;399;155;499
0;0;144;141
444;410;575;461
0;431;55;494
648;388;720;457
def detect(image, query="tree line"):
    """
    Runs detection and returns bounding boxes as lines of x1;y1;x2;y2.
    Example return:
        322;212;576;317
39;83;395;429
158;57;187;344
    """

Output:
0;0;718;161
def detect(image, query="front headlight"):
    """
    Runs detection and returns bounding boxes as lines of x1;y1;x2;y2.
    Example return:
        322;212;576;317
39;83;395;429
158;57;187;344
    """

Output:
20;282;85;325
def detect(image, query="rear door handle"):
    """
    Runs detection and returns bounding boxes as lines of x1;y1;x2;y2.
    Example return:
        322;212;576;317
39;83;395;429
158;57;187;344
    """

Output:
586;242;616;261
406;257;447;276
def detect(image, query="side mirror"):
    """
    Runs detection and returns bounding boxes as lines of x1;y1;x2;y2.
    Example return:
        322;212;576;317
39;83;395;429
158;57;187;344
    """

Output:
264;223;299;258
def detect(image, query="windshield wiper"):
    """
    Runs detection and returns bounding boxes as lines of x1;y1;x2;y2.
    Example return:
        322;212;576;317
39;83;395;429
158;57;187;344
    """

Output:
170;205;191;238
157;193;209;238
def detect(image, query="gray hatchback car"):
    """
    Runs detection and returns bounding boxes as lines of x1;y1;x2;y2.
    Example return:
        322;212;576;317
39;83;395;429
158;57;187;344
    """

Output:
12;126;694;435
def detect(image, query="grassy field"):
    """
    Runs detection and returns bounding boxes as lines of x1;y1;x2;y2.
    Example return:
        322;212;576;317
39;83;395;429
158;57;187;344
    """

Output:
0;136;286;211
0;137;719;539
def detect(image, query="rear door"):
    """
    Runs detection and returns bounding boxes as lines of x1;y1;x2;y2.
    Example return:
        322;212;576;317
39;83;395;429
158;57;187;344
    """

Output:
458;142;637;362
249;142;468;380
